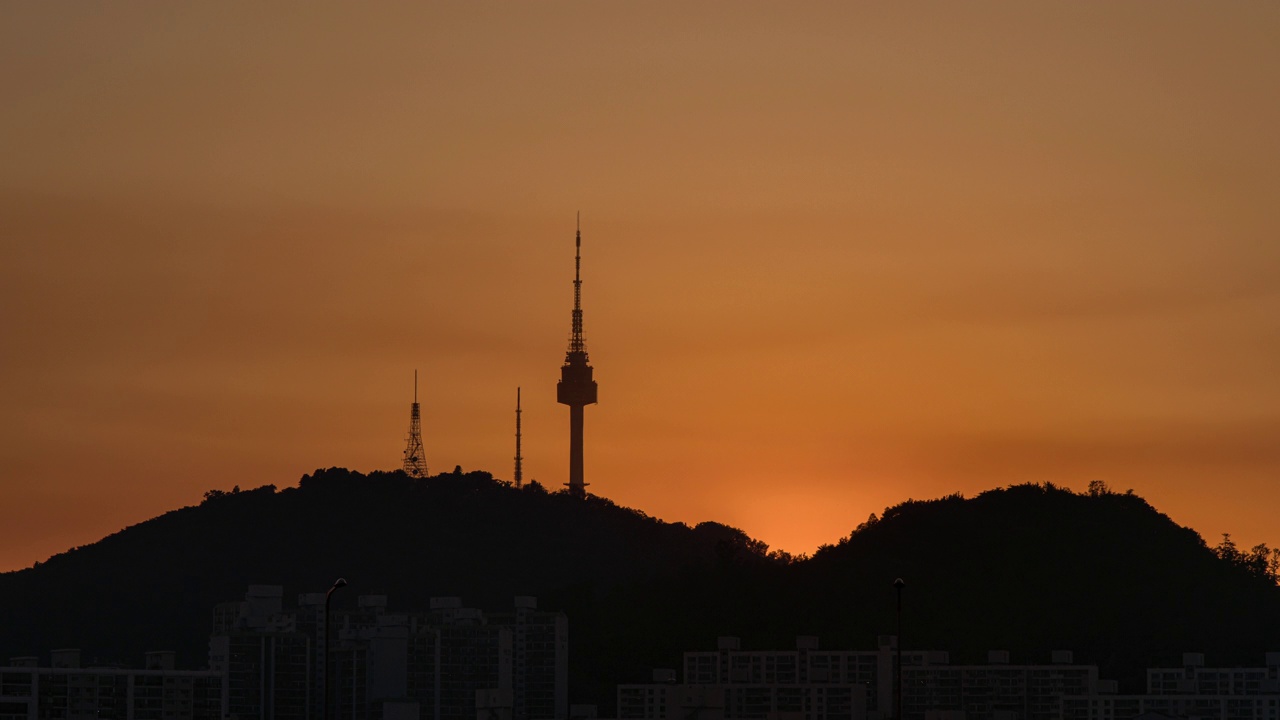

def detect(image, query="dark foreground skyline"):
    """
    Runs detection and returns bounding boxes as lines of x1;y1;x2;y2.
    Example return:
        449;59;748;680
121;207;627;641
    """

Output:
1;468;1279;720
9;585;1280;720
3;468;1276;661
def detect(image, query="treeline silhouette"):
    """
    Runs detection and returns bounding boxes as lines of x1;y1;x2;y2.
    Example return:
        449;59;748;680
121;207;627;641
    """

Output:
1;469;1277;709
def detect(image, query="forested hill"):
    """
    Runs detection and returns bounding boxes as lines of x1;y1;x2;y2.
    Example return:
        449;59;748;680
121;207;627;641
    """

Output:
0;468;776;669
795;484;1280;686
1;469;1277;704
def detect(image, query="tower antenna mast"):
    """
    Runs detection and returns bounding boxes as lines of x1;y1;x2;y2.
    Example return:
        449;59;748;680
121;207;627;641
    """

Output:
403;370;428;478
570;212;585;354
514;387;523;488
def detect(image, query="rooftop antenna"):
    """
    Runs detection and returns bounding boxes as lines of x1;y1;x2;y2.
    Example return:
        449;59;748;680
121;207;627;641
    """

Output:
514;387;523;488
403;370;427;478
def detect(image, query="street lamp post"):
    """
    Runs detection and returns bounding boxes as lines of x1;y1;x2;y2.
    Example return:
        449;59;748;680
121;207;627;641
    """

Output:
894;578;905;720
324;578;348;720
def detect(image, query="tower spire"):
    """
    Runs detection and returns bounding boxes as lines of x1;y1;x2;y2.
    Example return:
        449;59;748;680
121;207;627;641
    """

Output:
514;387;523;488
557;215;598;498
403;370;427;478
569;212;586;357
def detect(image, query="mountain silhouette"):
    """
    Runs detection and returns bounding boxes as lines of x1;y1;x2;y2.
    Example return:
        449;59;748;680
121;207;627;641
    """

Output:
1;470;1276;707
796;483;1280;688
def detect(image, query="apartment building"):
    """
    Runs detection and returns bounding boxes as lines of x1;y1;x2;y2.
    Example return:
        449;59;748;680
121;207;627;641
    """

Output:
210;587;567;720
620;638;1102;720
1062;653;1280;720
0;649;222;720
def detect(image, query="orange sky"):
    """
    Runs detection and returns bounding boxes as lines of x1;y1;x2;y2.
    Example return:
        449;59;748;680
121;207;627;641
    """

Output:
2;3;1278;572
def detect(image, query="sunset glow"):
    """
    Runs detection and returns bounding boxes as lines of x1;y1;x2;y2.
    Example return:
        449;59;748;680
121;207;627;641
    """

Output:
2;3;1278;572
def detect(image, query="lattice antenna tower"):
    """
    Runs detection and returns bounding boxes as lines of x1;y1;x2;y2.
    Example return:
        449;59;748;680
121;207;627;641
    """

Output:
403;370;428;478
514;387;523;488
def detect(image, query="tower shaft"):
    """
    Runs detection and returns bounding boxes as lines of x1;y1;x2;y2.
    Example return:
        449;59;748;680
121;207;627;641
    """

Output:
556;216;598;499
568;404;584;492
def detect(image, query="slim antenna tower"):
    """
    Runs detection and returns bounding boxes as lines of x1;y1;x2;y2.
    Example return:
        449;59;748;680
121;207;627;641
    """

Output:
403;370;428;478
514;387;523;488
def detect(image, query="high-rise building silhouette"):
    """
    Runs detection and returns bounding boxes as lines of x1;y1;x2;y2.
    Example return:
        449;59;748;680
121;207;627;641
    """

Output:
0;651;224;720
514;387;524;488
556;216;598;499
209;587;569;720
403;370;428;478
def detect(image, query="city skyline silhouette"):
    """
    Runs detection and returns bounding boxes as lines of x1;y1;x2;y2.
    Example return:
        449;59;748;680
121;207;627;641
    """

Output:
2;4;1280;574
1;467;1277;717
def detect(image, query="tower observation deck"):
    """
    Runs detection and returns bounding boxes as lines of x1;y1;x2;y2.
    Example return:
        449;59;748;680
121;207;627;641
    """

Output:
556;216;598;498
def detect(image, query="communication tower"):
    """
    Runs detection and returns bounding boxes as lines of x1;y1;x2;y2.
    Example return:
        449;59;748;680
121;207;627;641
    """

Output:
403;371;428;478
556;215;598;498
514;387;523;488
